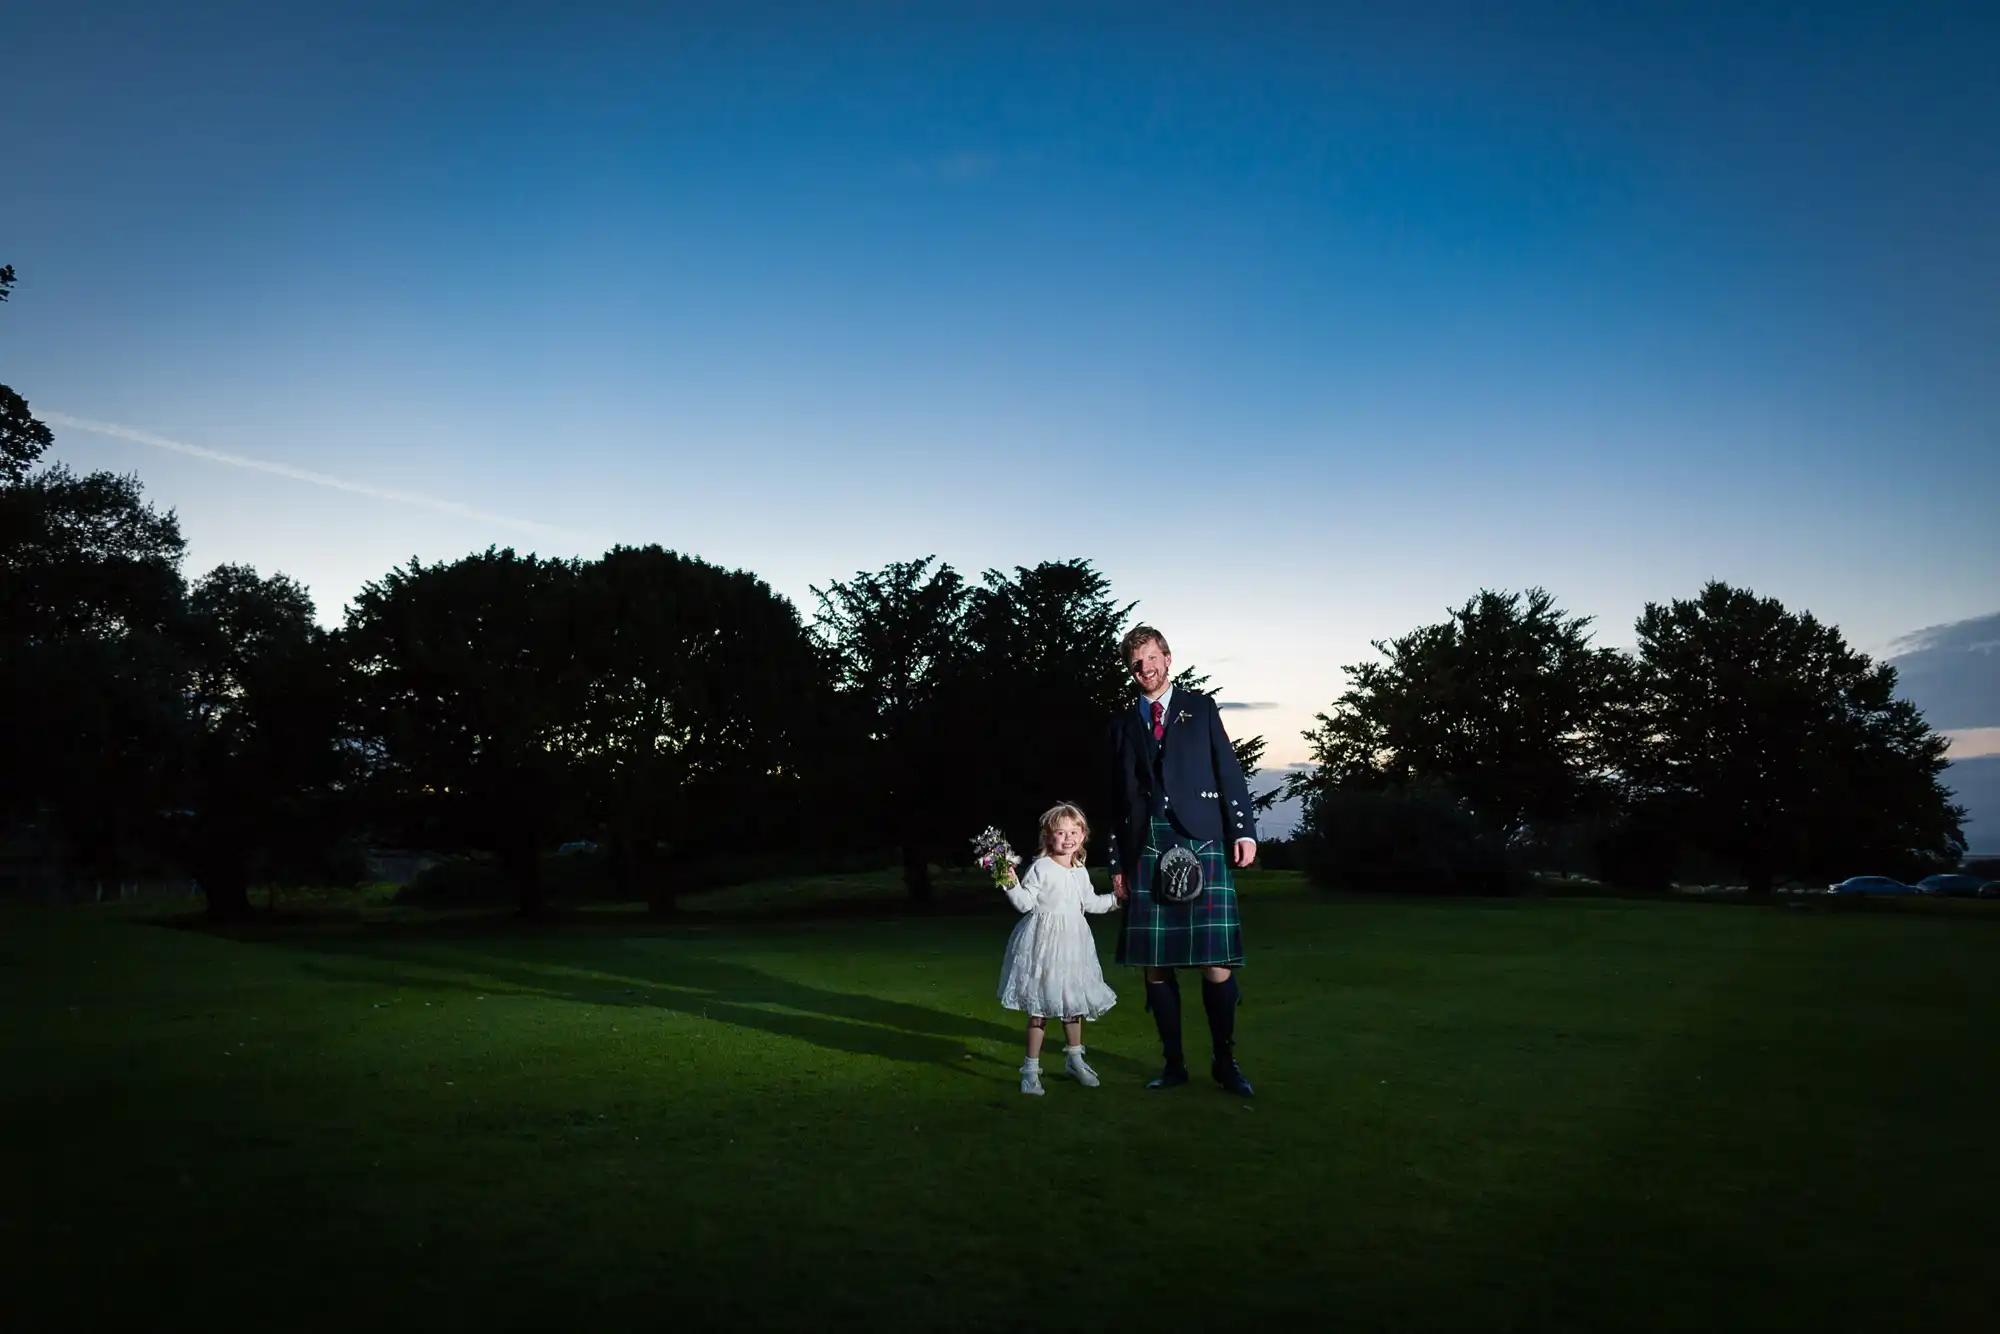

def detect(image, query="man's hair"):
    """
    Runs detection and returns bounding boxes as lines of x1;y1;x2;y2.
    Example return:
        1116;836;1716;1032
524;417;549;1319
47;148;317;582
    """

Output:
1120;624;1170;663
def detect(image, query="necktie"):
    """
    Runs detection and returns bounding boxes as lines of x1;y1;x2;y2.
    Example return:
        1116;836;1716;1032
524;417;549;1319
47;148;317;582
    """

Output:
1151;700;1165;741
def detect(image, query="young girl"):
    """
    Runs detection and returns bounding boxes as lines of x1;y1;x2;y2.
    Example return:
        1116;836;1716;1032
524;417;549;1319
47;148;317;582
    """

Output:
996;802;1121;1095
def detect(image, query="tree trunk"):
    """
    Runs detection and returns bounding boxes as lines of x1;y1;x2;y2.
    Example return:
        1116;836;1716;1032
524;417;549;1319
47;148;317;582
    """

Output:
638;838;676;915
503;840;547;918
201;856;255;920
609;834;637;902
903;845;933;904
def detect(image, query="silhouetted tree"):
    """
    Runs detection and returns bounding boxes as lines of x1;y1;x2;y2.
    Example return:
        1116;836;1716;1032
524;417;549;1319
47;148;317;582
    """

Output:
810;556;971;900
1294;785;1518;895
2;267;190;893
178;564;346;918
343;549;587;916
0;265;57;487
1616;582;1965;893
0;387;53;485
960;559;1133;856
1287;588;1625;843
576;545;823;913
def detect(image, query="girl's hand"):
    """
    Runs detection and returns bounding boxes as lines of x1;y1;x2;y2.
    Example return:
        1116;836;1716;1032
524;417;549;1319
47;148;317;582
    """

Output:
1001;865;1019;887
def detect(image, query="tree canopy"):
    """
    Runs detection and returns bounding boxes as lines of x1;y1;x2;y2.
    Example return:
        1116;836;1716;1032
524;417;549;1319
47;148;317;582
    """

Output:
2;267;195;894
343;548;588;916
1617;581;1965;892
811;556;972;899
1290;588;1624;841
179;565;347;917
575;545;824;910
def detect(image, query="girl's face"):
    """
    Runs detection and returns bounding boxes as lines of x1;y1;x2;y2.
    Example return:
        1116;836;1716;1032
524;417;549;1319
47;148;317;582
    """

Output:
1047;818;1084;861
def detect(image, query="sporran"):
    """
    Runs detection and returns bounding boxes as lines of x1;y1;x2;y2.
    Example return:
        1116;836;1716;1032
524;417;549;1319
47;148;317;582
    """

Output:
1155;844;1206;904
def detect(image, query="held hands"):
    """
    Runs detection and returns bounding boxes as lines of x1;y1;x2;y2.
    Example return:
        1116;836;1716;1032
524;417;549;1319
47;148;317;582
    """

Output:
1110;873;1127;902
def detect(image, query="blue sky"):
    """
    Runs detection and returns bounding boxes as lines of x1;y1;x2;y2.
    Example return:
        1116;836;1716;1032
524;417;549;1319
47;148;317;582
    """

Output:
4;2;1996;834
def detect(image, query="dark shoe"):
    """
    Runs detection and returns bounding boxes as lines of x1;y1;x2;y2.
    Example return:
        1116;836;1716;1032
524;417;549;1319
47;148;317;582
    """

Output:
1212;1060;1255;1097
1146;1065;1190;1090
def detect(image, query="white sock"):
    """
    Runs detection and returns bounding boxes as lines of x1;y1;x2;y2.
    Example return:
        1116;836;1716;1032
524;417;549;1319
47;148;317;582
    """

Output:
1063;1044;1100;1086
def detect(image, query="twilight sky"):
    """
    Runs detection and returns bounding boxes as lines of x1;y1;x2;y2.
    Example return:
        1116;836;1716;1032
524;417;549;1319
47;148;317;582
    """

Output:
4;2;1996;835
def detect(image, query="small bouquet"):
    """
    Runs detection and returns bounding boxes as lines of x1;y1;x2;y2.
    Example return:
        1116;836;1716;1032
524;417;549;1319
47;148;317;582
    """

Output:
971;825;1022;889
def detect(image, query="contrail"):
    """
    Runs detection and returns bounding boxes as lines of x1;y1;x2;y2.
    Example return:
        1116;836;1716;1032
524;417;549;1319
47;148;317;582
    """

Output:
45;411;592;544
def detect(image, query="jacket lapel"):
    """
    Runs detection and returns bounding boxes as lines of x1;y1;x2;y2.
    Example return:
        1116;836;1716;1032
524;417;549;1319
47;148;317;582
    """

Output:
1122;701;1148;755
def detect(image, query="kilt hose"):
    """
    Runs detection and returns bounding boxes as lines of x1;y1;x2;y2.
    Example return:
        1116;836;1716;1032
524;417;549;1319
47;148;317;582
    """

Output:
1117;818;1244;970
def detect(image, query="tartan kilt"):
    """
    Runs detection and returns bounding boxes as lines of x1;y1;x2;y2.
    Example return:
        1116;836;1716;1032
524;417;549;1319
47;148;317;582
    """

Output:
1117;818;1244;969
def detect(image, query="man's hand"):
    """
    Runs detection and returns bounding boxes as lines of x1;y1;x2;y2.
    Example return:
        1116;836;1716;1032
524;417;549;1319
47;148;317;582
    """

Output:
1111;873;1127;902
1232;839;1257;869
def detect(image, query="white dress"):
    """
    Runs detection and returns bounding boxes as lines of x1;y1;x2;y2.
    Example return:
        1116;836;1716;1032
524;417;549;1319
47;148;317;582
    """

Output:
996;857;1121;1021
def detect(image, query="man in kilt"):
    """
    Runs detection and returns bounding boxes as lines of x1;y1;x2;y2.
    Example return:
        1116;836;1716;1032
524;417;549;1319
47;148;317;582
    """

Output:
1106;625;1258;1096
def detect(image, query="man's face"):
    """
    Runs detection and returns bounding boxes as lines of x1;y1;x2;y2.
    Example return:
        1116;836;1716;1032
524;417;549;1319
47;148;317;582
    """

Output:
1128;640;1171;699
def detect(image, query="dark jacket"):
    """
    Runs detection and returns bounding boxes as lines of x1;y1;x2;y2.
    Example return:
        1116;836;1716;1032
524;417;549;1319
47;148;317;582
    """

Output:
1104;688;1257;882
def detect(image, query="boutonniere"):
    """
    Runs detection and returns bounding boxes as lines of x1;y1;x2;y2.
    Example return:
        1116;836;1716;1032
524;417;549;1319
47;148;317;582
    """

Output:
1175;709;1192;724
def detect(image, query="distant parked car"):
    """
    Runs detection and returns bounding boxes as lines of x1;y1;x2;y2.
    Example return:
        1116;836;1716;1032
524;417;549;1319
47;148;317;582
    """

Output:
1827;876;1913;895
1982;881;2000;900
1914;874;1989;897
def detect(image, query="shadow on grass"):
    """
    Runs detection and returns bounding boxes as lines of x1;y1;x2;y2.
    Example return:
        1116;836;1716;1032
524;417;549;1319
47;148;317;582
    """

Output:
288;939;1145;1078
149;875;1023;934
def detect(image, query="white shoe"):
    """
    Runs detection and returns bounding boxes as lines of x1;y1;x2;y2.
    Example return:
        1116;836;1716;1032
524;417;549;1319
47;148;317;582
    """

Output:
1020;1062;1045;1096
1063;1046;1100;1088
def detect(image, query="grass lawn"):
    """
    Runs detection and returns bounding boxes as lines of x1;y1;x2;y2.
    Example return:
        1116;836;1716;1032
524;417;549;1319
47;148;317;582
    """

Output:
4;872;1998;1331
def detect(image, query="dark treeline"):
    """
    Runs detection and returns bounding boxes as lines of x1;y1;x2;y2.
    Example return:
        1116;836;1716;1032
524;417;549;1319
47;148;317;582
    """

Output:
3;463;1231;915
2;267;1271;915
1285;587;1967;895
2;266;1268;916
1;266;1969;913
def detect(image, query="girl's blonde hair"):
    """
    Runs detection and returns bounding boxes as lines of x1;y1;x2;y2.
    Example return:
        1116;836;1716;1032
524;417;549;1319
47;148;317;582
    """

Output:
1038;802;1090;861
